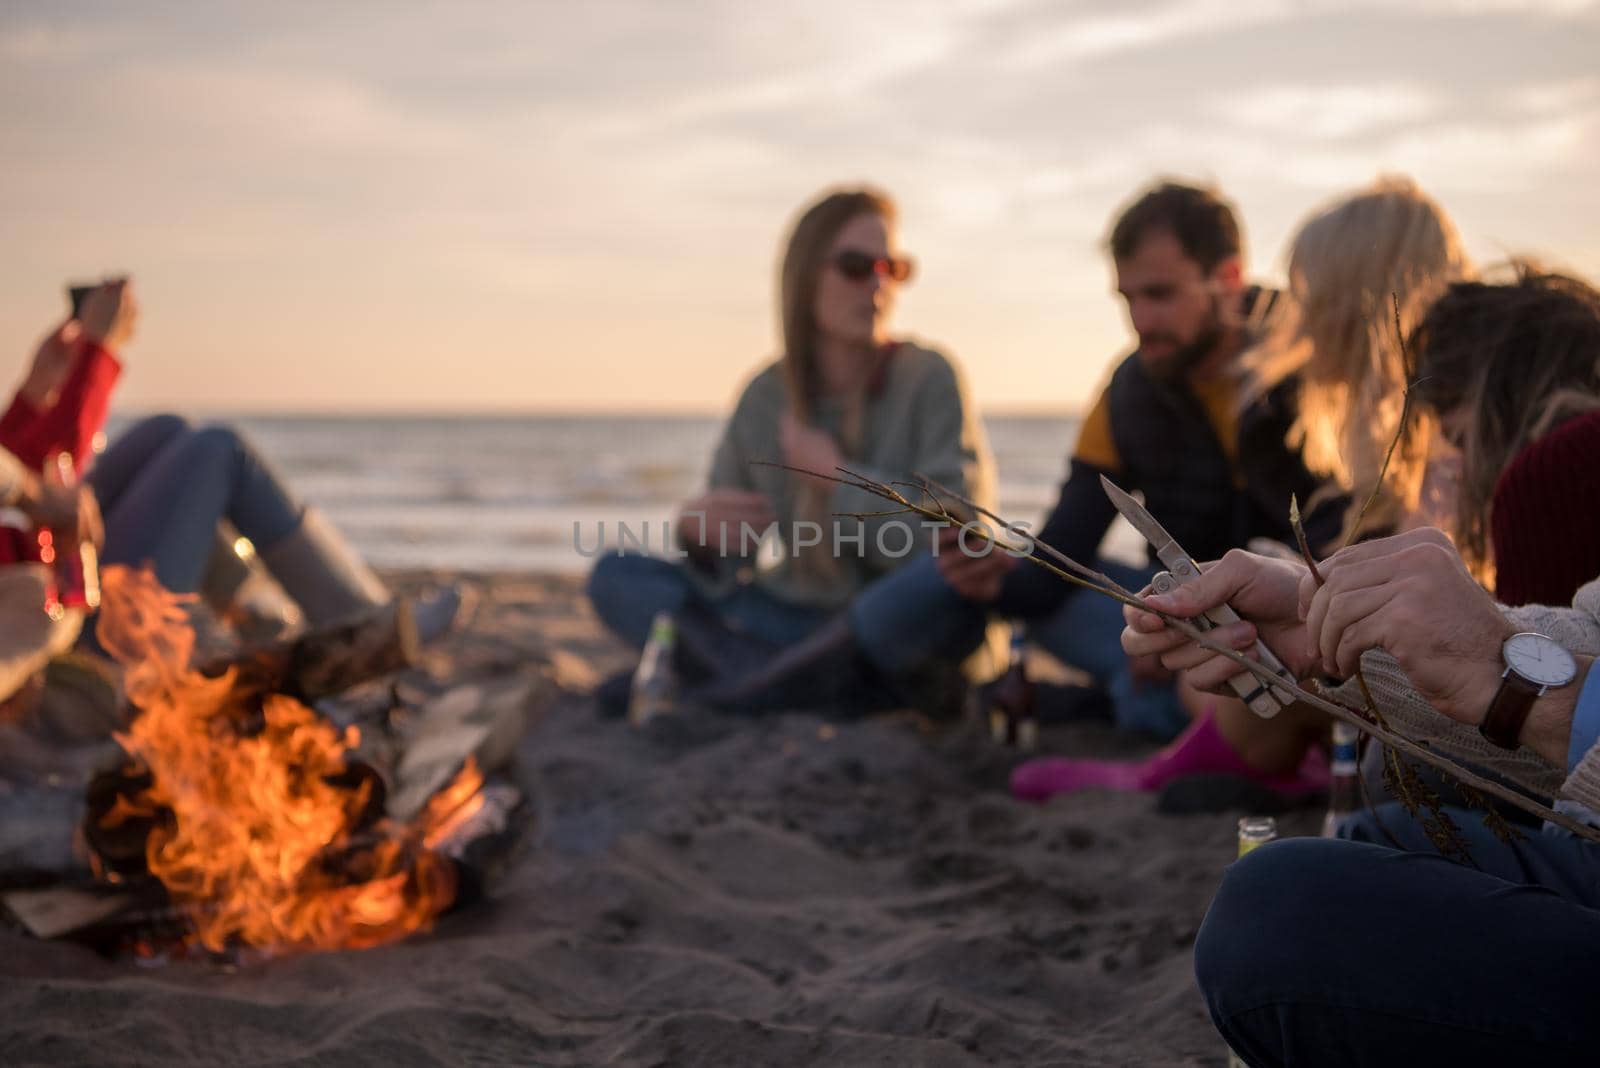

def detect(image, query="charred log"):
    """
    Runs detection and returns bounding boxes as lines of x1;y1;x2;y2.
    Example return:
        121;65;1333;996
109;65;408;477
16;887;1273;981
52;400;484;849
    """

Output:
201;601;420;704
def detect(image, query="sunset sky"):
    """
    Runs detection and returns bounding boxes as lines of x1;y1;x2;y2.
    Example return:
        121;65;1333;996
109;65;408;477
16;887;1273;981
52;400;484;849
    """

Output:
2;1;1597;414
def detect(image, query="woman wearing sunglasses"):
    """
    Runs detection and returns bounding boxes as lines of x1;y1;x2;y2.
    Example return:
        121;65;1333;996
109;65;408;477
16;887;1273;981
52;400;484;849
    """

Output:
586;186;997;716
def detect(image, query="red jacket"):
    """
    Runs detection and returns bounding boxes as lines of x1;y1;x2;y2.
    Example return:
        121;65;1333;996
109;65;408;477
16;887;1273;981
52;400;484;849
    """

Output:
0;340;122;564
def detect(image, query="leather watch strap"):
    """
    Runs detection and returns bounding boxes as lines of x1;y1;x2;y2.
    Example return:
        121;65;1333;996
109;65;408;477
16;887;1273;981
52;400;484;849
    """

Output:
1478;672;1542;750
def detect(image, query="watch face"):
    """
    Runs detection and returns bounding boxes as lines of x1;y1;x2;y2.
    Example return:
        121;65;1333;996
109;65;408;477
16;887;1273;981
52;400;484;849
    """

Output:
1504;632;1578;688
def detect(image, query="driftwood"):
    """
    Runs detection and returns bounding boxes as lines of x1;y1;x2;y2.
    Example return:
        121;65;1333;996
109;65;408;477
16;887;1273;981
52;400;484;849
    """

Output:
3;884;138;940
0;779;94;889
203;601;420;703
387;677;546;822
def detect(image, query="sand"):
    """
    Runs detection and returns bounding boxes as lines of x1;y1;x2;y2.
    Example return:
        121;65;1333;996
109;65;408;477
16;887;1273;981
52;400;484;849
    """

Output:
0;571;1314;1067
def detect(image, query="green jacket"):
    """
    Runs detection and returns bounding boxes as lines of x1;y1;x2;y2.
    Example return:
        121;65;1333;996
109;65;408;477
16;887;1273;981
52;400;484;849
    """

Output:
699;340;996;611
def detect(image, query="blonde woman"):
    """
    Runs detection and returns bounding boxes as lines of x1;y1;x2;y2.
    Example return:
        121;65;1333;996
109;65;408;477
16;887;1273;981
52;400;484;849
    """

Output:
1018;177;1473;803
586;187;996;715
1242;174;1473;541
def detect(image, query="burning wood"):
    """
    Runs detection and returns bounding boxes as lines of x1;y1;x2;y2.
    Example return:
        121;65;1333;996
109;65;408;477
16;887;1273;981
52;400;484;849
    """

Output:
200;600;420;705
48;565;508;956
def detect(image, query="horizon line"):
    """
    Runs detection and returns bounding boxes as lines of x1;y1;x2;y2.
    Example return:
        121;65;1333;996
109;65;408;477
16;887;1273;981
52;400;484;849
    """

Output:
110;404;1085;421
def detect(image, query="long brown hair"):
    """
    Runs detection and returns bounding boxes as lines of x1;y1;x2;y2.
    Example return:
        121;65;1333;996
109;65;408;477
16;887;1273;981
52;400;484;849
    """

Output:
779;187;897;425
1241;176;1472;541
778;187;896;581
1411;265;1600;577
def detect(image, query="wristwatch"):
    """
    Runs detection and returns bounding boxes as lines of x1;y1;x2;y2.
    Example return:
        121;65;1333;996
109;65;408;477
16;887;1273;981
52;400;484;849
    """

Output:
1478;632;1578;750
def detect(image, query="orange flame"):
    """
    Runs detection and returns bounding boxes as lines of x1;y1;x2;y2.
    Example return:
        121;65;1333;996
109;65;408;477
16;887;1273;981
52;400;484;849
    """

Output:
95;566;477;955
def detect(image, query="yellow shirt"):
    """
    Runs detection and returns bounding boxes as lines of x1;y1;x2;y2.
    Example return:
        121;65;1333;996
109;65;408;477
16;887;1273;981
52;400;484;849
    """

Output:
1073;371;1239;472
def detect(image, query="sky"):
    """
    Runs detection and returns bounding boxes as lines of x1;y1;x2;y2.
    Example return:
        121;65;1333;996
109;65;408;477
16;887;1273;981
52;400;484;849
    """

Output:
1;0;1597;415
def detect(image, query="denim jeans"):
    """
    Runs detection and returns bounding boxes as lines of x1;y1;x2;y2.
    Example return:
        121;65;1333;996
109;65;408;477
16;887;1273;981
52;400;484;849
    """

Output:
1026;558;1187;739
1196;802;1600;1067
89;415;303;595
585;551;989;679
585;553;831;652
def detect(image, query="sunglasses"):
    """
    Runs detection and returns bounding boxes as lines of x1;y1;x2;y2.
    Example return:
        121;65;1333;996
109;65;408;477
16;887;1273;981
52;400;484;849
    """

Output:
832;249;915;283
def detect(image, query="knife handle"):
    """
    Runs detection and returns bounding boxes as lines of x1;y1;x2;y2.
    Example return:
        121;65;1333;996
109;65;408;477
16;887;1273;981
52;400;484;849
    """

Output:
1151;564;1290;719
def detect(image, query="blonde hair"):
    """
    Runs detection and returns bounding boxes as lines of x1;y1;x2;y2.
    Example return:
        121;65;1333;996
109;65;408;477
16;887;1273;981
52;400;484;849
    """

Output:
1242;176;1472;541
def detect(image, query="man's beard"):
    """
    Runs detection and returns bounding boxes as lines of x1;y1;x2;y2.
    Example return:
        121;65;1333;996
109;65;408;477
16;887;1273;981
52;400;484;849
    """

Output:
1145;296;1224;384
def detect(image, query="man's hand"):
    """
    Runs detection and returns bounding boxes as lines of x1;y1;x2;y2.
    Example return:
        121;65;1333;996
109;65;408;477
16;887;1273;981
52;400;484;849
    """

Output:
1299;527;1512;727
1121;549;1313;693
19;320;83;408
78;278;139;351
779;413;842;492
934;524;1017;603
1127;650;1174;685
677;489;777;555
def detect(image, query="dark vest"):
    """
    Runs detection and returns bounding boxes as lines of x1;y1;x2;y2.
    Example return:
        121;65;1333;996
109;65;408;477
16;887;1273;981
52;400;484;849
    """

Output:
1106;356;1345;565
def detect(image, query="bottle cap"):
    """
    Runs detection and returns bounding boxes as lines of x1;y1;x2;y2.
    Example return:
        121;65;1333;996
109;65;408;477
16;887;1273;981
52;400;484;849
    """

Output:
1236;816;1278;857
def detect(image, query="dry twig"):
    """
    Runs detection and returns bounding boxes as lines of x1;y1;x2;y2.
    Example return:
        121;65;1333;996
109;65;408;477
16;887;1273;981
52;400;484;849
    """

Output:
760;459;1600;844
1340;292;1421;550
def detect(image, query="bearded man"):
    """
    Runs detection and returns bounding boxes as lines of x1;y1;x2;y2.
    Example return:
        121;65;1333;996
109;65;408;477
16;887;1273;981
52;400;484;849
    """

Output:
940;182;1347;743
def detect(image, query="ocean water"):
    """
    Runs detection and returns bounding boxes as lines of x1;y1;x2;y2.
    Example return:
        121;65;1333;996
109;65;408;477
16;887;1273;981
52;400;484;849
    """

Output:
107;413;1101;573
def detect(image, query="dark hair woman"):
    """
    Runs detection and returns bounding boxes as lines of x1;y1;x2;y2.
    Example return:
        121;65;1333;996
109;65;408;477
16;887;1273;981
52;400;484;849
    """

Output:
1412;265;1600;607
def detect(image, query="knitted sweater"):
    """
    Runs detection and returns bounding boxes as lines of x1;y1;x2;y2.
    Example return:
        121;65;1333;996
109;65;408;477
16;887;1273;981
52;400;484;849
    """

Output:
1335;575;1600;812
1492;410;1600;608
700;340;996;611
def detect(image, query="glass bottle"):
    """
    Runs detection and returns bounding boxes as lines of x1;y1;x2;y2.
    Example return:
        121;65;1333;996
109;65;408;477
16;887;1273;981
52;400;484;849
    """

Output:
628;612;679;727
989;628;1033;747
1227;816;1279;1068
1321;722;1361;838
38;452;99;621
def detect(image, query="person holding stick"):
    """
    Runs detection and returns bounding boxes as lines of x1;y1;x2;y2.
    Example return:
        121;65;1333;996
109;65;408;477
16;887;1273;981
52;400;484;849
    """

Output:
939;179;1348;765
1121;527;1600;1066
1008;178;1482;803
1087;265;1600;811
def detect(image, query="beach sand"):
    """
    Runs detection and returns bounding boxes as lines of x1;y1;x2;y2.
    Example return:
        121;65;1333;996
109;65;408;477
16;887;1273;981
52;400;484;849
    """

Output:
0;571;1313;1067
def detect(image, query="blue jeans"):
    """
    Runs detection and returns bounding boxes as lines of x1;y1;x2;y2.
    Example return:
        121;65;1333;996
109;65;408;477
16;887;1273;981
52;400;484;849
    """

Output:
1027;558;1186;739
1196;803;1600;1067
89;415;303;595
586;553;830;652
585;552;988;678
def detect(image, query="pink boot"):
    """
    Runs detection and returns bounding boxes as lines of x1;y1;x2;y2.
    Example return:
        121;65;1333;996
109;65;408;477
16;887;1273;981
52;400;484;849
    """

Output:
1010;709;1330;803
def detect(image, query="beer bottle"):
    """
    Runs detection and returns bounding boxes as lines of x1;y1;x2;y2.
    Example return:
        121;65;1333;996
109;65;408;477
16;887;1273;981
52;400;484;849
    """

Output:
1236;815;1277;857
1227;816;1278;1068
38;452;100;621
628;612;679;728
989;629;1033;746
1321;722;1361;838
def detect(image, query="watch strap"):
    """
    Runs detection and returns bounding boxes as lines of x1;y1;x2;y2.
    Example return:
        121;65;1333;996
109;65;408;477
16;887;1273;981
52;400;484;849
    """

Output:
1479;671;1541;750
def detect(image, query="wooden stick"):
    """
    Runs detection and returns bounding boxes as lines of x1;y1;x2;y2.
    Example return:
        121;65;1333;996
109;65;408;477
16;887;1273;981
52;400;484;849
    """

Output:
763;461;1600;844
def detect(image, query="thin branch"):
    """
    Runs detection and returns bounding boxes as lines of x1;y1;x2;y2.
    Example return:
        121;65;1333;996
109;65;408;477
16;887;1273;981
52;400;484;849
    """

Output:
760;460;1600;844
1339;291;1419;550
1289;494;1325;585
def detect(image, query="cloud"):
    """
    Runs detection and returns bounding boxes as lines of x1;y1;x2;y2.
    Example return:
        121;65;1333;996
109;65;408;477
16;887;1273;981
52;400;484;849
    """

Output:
1209;83;1441;139
1002;0;1292;67
0;24;123;61
1;2;1598;412
1400;0;1596;13
1505;75;1600;114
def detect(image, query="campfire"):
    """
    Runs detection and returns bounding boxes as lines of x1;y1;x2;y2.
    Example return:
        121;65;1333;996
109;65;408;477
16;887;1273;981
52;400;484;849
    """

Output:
1;566;537;958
